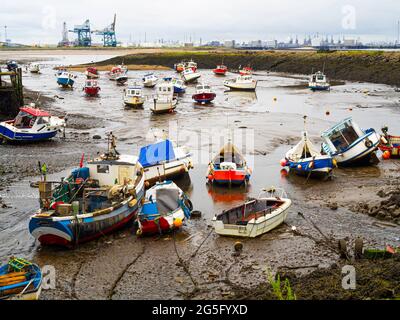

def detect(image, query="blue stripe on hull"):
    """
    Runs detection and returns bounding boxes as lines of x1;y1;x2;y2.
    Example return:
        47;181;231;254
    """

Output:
0;125;58;141
57;78;74;87
174;87;185;93
288;157;333;176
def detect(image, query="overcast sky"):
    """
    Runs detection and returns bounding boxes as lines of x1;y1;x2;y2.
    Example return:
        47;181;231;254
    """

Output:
1;0;399;44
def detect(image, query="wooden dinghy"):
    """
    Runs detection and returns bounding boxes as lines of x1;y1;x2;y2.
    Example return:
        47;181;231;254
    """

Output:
212;188;292;238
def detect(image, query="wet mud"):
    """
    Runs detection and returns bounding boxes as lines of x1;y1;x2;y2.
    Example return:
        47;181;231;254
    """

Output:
0;51;399;300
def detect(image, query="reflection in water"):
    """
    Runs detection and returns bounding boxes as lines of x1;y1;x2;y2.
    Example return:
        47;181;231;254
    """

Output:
206;182;250;203
224;90;258;104
174;173;193;195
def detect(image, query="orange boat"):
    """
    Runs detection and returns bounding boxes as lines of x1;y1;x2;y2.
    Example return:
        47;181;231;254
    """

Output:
379;126;400;158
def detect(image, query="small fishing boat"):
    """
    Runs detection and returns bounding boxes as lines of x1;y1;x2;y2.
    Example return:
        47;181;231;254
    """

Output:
85;67;99;79
0;104;66;142
0;257;42;300
56;71;75;88
83;79;100;97
6;60;18;72
213;64;228;76
308;71;330;91
124;83;145;107
142;73;158;88
379;126;400;158
138;139;193;185
29;134;145;247
192;83;216;104
207;142;252;186
239;66;253;76
321;117;380;166
224;75;257;91
136;181;193;236
186;59;197;72
181;68;201;83
212;188;292;238
283;130;335;179
171;78;187;93
174;62;185;73
108;65;128;84
28;63;40;74
150;80;178;114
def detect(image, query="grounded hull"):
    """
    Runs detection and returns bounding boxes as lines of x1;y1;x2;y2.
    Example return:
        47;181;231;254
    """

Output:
208;169;250;186
143;159;192;185
224;82;257;91
29;187;145;247
192;92;216;104
288;157;333;178
138;208;185;235
57;77;74;87
0;124;58;142
150;99;177;114
124;97;144;107
84;87;100;96
183;74;201;83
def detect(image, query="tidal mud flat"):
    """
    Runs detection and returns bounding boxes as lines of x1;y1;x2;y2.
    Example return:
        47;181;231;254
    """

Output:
0;50;400;299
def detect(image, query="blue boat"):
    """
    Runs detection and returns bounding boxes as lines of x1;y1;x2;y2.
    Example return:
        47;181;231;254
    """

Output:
284;131;334;179
29;136;146;247
171;78;187;93
0;105;66;142
6;60;18;71
321;117;380;166
0;258;42;300
57;71;75;87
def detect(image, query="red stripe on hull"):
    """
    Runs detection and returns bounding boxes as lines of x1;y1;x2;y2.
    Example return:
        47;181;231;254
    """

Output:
84;87;100;96
210;170;247;184
139;217;173;235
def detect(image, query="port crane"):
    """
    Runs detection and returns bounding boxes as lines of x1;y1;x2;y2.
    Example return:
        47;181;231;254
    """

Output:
93;14;117;47
69;19;91;47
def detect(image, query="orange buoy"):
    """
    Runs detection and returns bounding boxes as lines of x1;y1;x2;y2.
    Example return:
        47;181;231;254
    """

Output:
280;159;288;167
382;151;391;160
173;218;183;228
297;164;302;170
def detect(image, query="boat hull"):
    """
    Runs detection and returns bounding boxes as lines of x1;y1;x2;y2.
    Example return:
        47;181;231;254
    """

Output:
143;81;157;88
309;83;330;91
288;156;334;178
29;186;145;247
150;99;177;114
212;198;292;238
0;123;58;142
183;73;201;83
213;69;227;76
208;169;250;186
138;208;185;236
224;82;257;91
124;96;144;107
143;158;193;185
84;87;100;96
57;77;74;87
192;92;216;104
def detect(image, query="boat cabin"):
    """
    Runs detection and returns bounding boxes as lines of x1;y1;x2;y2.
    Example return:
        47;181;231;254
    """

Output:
85;79;98;87
12;105;51;129
125;86;142;97
195;84;212;93
237;75;253;82
322;118;365;153
157;82;174;96
310;71;327;83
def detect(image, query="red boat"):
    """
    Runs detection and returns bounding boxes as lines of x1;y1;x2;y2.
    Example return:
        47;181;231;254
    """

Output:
207;142;252;186
83;79;100;96
192;84;216;104
213;65;227;75
85;67;99;79
239;66;253;76
379;126;400;158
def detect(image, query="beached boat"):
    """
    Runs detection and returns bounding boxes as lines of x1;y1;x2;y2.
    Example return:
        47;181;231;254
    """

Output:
174;62;185;73
142;73;158;88
239;66;253;76
29;134;145;247
85;67;99;79
321;117;380;166
150;80;177;114
207;142;252;186
212;188;292;238
108;65;128;84
181;68;201;83
124;83;145;107
213;64;228;76
171;78;187;93
0;257;42;300
28;63;40;74
192;83;216;104
136;181;193;236
186;59;198;72
6;60;18;72
379;126;400;158
0;104;66;142
308;71;330;91
83;79;101;96
56;71;75;88
224;75;257;91
138;139;193;184
284;130;335;178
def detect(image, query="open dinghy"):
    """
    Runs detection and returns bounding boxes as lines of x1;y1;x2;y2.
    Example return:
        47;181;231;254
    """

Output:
379;126;400;158
0;257;42;300
212;188;292;238
136;181;193;236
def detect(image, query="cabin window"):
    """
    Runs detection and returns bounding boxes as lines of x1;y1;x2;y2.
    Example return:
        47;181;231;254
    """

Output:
36;117;48;125
317;76;324;80
329;123;360;151
97;165;109;174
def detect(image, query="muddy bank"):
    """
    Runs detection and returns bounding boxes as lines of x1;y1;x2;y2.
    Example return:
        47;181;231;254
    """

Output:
93;50;400;86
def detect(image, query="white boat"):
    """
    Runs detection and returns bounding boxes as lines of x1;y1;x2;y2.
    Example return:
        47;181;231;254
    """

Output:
28;63;40;74
56;71;75;87
108;65;128;82
181;68;201;83
212;188;292;238
142;73;158;88
0;103;66;142
224;75;257;91
124;83;145;107
171;78;187;93
308;71;330;91
321;117;380;166
136;181;193;236
150;80;177;114
138;139;193;185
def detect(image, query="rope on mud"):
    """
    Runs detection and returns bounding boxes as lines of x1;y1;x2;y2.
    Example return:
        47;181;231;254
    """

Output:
190;229;213;258
172;230;198;287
